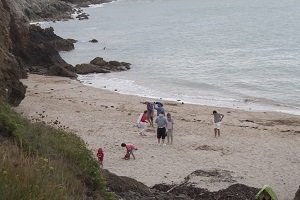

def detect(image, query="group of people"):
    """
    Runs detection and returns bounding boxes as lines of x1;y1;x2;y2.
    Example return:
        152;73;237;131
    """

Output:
137;101;174;145
97;100;225;165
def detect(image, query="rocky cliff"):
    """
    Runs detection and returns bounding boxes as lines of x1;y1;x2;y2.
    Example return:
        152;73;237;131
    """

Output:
0;0;27;106
0;0;78;106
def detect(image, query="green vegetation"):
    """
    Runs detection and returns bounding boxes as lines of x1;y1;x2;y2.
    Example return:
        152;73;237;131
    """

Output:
0;99;116;200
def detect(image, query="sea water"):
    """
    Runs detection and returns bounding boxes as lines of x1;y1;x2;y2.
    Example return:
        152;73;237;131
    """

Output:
42;0;300;115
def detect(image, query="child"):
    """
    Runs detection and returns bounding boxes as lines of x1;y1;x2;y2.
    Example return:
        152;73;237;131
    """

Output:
166;113;174;144
96;148;104;167
121;143;137;160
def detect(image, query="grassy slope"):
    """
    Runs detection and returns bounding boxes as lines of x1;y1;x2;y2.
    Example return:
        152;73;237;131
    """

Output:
0;99;116;200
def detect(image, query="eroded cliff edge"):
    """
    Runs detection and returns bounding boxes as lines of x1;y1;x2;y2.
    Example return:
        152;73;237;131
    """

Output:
0;0;77;106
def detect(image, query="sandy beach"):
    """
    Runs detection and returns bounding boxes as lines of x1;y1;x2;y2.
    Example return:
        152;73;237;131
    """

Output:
15;74;300;200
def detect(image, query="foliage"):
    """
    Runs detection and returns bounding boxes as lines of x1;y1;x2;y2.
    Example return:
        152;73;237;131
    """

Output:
0;100;116;200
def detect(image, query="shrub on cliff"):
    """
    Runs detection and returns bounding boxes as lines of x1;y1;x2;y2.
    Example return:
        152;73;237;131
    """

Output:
0;99;116;200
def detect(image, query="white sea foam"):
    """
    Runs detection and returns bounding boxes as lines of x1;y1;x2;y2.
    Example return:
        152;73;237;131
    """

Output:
29;21;47;25
88;4;104;8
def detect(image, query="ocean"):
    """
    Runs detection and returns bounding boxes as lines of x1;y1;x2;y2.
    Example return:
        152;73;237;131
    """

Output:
41;0;300;115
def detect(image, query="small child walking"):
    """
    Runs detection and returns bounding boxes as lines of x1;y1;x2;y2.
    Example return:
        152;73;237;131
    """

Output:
97;148;104;168
121;143;138;160
166;113;174;144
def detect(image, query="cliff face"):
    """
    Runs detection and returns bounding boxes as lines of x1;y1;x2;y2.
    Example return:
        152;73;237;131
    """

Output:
0;0;78;106
0;0;27;106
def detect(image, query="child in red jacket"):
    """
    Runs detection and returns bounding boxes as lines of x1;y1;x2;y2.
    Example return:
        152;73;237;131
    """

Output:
97;148;104;167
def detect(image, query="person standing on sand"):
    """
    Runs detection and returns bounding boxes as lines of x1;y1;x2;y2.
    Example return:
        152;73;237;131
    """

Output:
154;102;165;116
155;112;167;145
213;110;224;138
137;110;148;136
146;102;154;127
166;113;174;144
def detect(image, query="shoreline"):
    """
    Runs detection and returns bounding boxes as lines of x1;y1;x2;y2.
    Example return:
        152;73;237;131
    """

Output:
78;74;300;117
16;74;300;200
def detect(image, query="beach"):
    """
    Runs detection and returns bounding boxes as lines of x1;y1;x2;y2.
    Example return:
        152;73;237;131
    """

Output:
15;74;300;200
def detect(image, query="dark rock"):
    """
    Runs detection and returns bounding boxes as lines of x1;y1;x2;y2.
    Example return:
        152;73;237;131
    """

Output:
0;0;27;106
52;38;76;51
74;64;110;74
103;63;122;72
48;65;77;77
153;183;259;200
89;39;98;43
76;13;89;20
90;57;107;66
77;57;131;74
23;1;73;21
120;62;131;69
108;60;121;66
22;25;77;78
295;186;300;200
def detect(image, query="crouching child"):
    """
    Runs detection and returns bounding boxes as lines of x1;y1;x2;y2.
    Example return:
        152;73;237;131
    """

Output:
121;143;138;160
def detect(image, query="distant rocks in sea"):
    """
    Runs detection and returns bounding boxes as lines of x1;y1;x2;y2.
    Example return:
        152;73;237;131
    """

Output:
74;57;131;74
73;8;89;20
89;39;98;43
76;13;89;20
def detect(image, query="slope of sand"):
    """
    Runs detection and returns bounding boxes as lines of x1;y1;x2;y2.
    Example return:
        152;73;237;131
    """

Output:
15;74;300;200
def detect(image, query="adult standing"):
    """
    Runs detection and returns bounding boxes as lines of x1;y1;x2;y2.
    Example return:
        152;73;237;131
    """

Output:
213;110;224;138
146;102;154;127
155;112;167;145
154;102;165;116
166;113;174;144
137;110;148;136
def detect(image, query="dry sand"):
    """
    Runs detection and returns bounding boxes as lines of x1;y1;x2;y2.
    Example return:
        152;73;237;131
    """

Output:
15;74;300;200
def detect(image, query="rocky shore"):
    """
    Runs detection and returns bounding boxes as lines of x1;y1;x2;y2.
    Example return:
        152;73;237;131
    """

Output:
0;0;116;106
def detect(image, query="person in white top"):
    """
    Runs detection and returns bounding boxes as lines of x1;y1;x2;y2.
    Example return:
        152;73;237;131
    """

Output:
137;110;148;136
166;113;174;144
213;110;224;138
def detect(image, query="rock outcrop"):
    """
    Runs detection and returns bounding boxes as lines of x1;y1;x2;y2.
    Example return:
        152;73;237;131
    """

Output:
103;169;260;200
61;0;115;8
74;57;131;74
0;0;80;105
22;25;77;77
0;0;27;106
295;186;300;200
89;39;98;43
16;0;73;21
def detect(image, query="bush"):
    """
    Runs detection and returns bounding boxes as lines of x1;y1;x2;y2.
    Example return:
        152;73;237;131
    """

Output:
0;99;116;200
